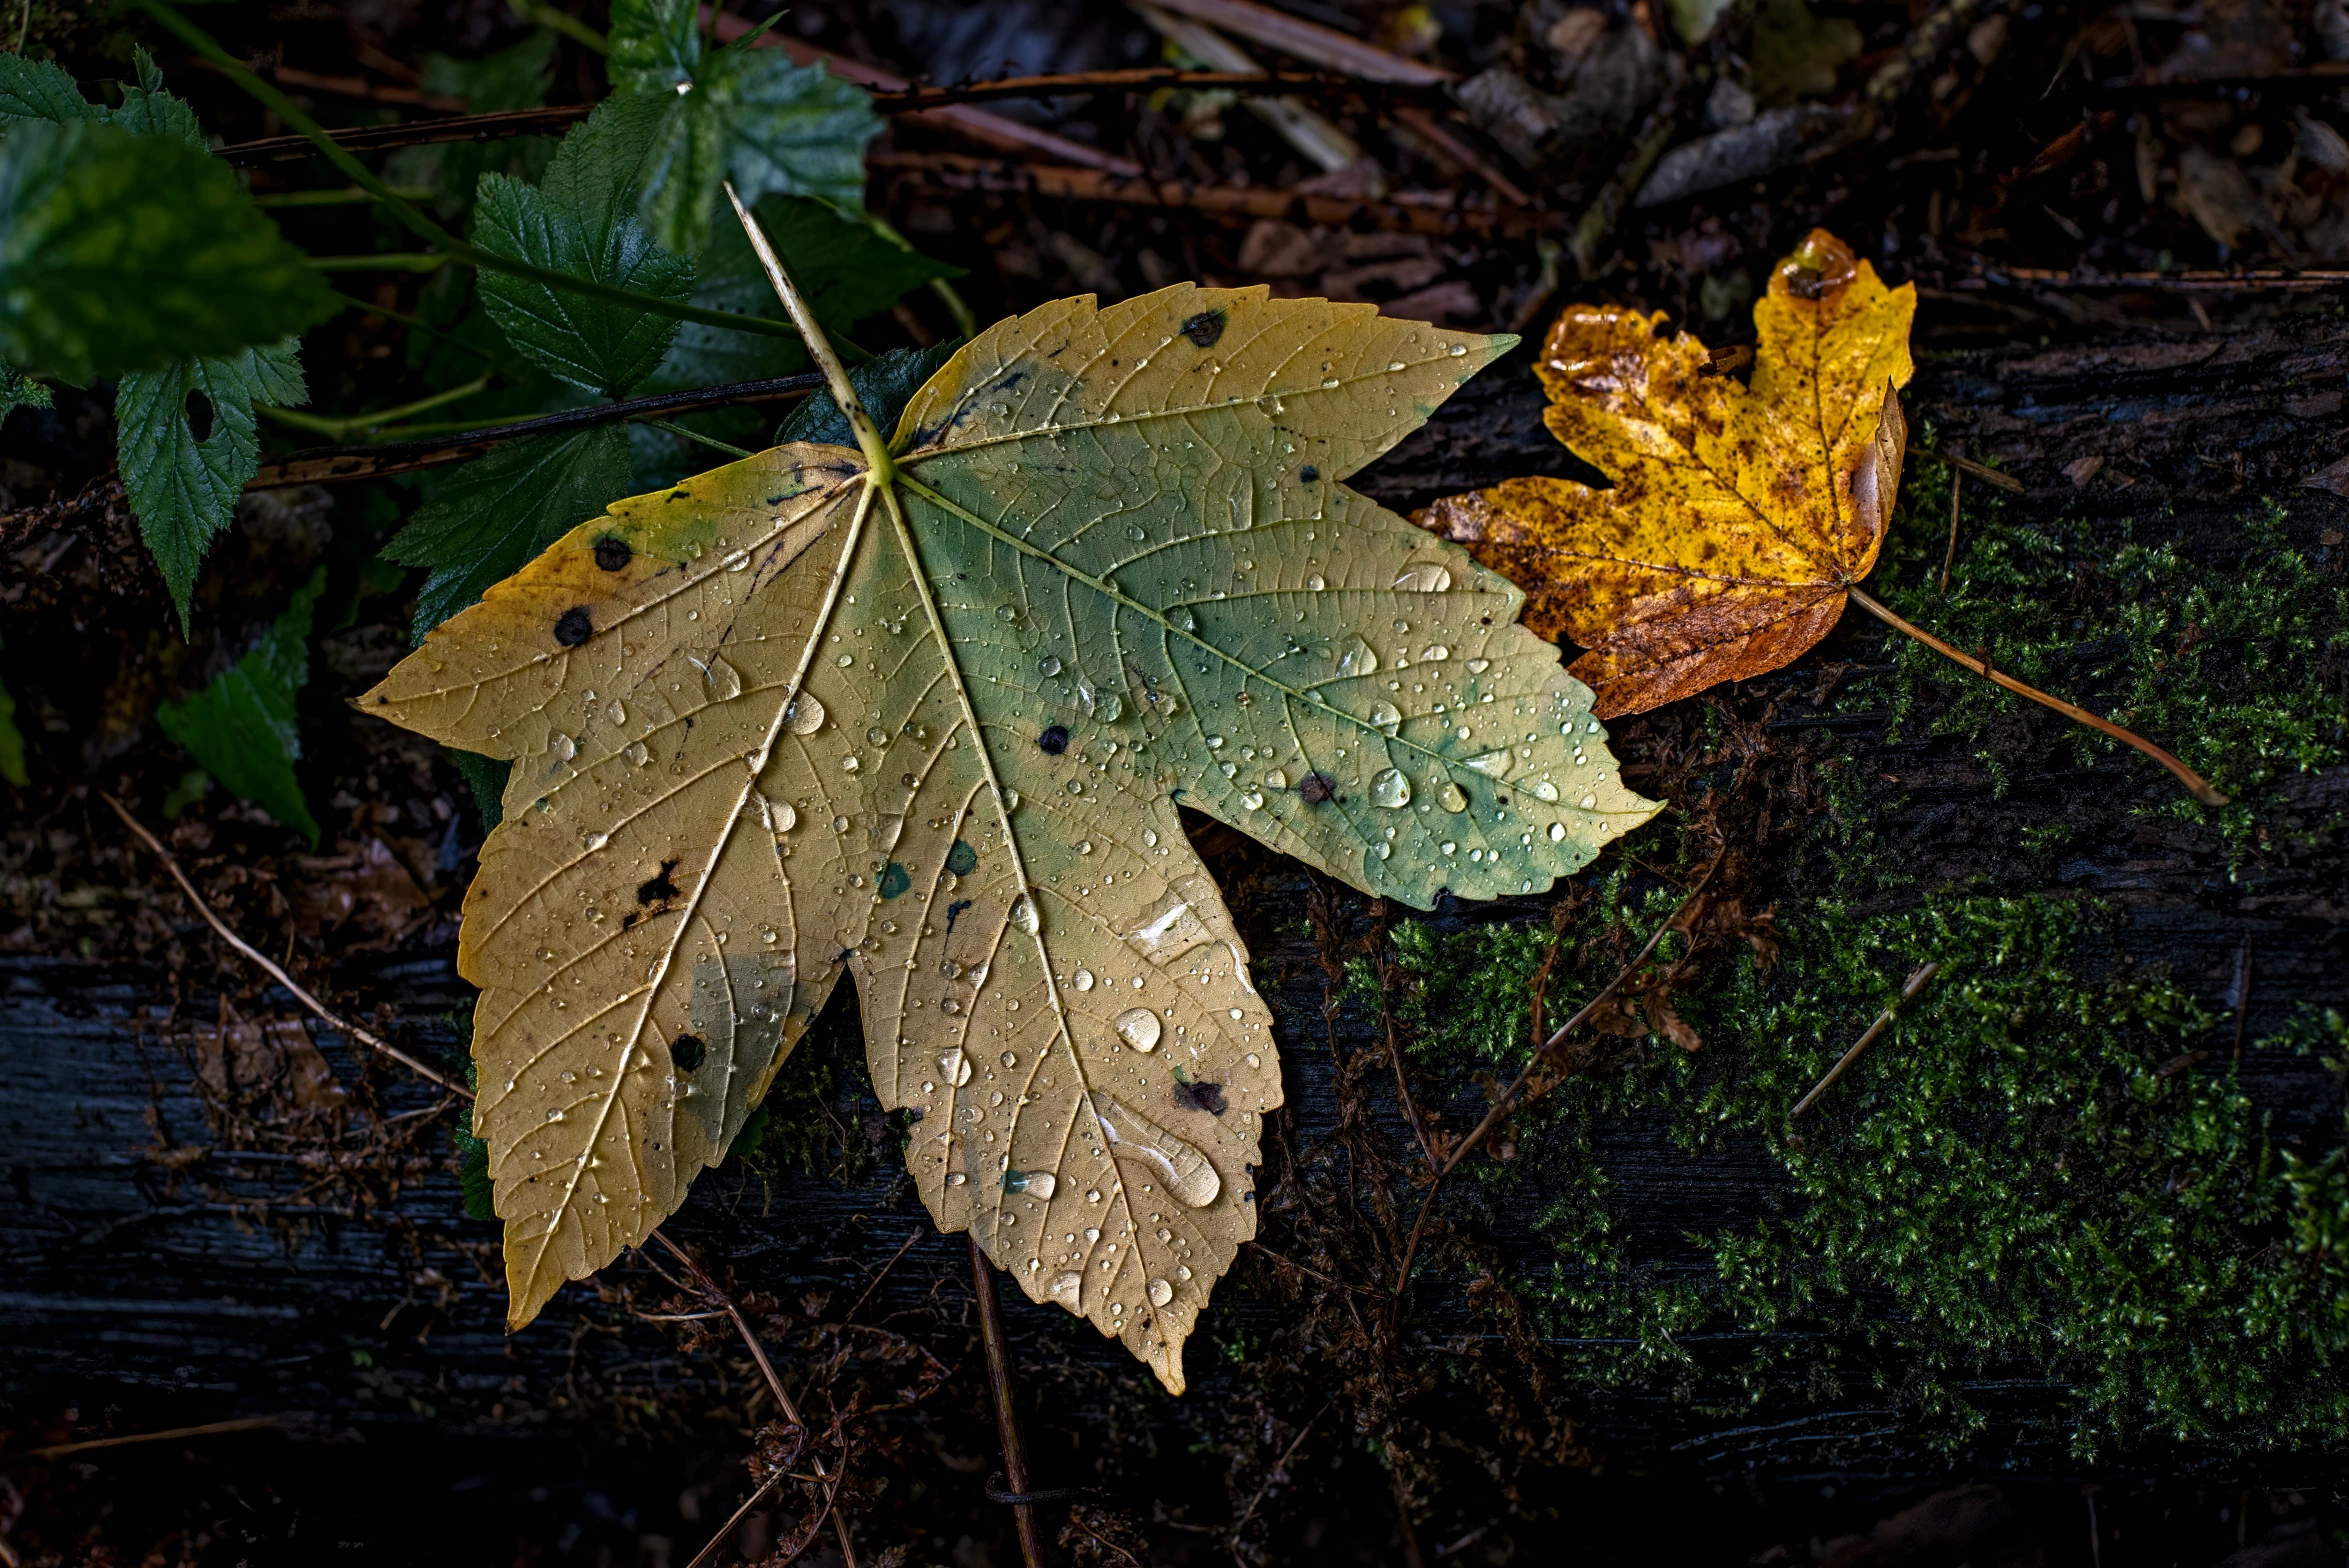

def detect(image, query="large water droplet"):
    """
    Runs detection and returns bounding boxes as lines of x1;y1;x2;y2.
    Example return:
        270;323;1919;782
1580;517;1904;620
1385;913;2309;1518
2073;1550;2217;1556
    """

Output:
548;733;577;763
1421;644;1450;662
785;692;826;734
940;1048;973;1087
764;795;798;832
605;699;626;727
1051;1272;1083;1307
702;653;743;702
1010;896;1040;935
1040;655;1063;677
1239;789;1264;810
1370;768;1411;808
1147;1277;1174;1307
1115;1007;1163;1052
624;741;650;767
872;814;905;852
581;831;610;852
1549;821;1567;841
1007;1169;1058;1198
1392;563;1452;593
1090;1093;1219;1207
1530;780;1560;802
1335;637;1380;678
1369;700;1402;735
1074;968;1095;992
1437;781;1469;813
1579;793;1598;809
1465;749;1513;778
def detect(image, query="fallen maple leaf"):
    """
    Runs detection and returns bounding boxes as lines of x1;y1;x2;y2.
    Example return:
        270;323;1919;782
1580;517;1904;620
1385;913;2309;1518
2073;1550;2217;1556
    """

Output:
1420;229;2227;806
360;204;1661;1391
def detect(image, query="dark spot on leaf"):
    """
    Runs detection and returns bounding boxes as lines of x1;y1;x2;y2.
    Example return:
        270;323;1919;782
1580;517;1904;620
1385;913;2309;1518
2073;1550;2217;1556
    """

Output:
554;606;593;646
636;859;680;905
1180;309;1226;347
1300;464;1319;482
1298;771;1338;805
623;912;639;929
879;861;911;899
1173;1077;1226;1116
183;387;215;442
1038;724;1070;755
593;535;632;572
946;839;978;876
945;897;973;932
671;1034;705;1071
668;489;691;500
765;493;786;504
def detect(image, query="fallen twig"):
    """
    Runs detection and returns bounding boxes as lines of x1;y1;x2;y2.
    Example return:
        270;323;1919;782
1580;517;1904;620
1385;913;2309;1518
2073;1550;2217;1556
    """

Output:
1143;0;1454;84
218;104;592;165
1909;446;2025;493
871;151;1559;237
1941;469;1961;593
1790;962;1939;1118
25;1415;282;1459
969;1234;1049;1568
1228;1401;1332;1564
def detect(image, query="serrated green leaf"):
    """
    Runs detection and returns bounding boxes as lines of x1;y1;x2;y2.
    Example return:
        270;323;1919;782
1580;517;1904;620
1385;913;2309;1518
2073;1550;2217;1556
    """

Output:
117;339;309;631
0;363;51;433
358;284;1661;1387
0;120;334;382
0;53;97;125
643;194;957;393
472;97;697;396
606;0;880;253
775;340;960;447
157;569;326;846
385;425;636;638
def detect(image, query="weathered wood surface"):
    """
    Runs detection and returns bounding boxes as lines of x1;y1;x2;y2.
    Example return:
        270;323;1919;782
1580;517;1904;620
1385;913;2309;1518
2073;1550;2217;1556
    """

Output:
5;319;2345;1507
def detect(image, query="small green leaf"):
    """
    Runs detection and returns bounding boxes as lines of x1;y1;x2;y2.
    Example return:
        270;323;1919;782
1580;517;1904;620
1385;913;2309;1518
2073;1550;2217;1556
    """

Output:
384;425;635;638
117;339;308;631
0;664;28;787
0;53;98;125
455;1099;498;1220
0;120;336;382
449;748;512;833
156;569;327;846
606;0;880;254
0;363;51;433
472;98;697;395
775;340;960;447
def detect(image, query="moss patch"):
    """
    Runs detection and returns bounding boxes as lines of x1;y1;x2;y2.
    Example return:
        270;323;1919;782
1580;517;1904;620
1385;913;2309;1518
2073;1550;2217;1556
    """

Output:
1367;893;2349;1458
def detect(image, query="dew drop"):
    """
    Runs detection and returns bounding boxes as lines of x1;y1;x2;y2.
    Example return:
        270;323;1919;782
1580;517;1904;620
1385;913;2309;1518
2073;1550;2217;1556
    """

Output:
623;741;650;767
1549;821;1568;841
1438;782;1469;813
785;692;826;734
1531;780;1560;802
1148;1278;1174;1307
1052;1272;1083;1307
1370;768;1411;808
940;1048;973;1087
1010;896;1040;935
1422;644;1450;661
1077;840;1094;855
1335;637;1380;678
1264;769;1288;790
1392;563;1452;593
997;604;1020;622
1040;655;1063;677
1580;793;1598;809
1370;700;1402;734
1115;1007;1163;1052
1090;1093;1218;1207
1074;968;1095;992
1239;789;1264;810
1465;749;1513;778
946;1171;967;1186
1307;574;1325;591
605;699;626;726
702;653;743;701
582;831;609;852
1450;342;1469;356
548;732;577;763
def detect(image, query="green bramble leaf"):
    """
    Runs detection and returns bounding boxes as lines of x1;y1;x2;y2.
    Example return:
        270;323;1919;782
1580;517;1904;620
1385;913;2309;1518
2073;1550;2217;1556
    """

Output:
157;569;327;846
472;98;697;396
608;0;880;254
384;425;636;639
0;53;98;126
117;339;308;632
0;119;333;383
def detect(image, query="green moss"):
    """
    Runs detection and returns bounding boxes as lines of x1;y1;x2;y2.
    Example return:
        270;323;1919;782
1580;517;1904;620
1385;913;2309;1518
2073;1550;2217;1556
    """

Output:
1865;475;2346;854
1369;894;2349;1457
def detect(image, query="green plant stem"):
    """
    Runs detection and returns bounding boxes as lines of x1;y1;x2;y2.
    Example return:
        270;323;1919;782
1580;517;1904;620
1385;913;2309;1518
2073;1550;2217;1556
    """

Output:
308;252;453;272
864;212;976;339
510;0;608;52
137;0;803;344
257;375;496;440
634;417;754;458
724;181;890;478
253;185;436;207
327;292;497;360
1846;586;2230;807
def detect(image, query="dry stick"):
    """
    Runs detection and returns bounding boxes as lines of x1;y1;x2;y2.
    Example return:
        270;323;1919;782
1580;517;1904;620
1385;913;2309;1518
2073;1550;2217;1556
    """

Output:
656;1232;862;1568
110;793;857;1565
1909;446;2026;494
1227;1401;1332;1564
1391;849;1726;1298
1940;469;1962;594
969;1236;1050;1568
2231;935;2254;1062
105;794;469;1095
1845;588;2229;806
26;1415;282;1459
1789;962;1939;1118
681;1472;790;1568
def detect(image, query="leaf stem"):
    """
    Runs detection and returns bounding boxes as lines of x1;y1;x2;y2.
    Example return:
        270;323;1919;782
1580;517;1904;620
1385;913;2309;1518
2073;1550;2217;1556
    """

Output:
969;1234;1049;1568
1845;586;2229;807
724;180;893;481
634;416;755;458
137;0;804;343
255;373;495;439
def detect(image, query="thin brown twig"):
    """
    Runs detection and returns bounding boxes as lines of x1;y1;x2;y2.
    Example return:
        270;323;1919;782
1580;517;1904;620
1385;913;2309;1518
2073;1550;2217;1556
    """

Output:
839;1230;923;1325
1227;1400;1333;1563
105;794;470;1096
1941;468;1962;593
1846;588;2229;805
969;1234;1049;1568
867;67;1423;110
25;1415;282;1459
1910;446;2026;493
1789;962;1940;1118
681;1471;790;1568
1391;848;1726;1298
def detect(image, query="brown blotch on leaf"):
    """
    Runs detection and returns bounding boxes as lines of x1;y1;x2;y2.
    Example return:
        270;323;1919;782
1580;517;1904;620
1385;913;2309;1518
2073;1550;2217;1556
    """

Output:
553;606;593;646
1179;309;1226;347
636;859;680;906
1297;772;1338;804
1173;1077;1226;1115
593;535;632;571
670;1033;705;1071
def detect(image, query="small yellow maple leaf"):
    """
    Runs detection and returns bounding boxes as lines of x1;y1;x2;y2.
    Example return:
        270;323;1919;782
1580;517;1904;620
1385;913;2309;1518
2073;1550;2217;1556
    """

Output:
1418;228;1913;720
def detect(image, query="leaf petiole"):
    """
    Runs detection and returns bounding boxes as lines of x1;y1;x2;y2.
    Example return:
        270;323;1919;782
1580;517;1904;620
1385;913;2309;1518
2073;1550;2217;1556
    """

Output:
255;374;495;441
1846;586;2229;807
